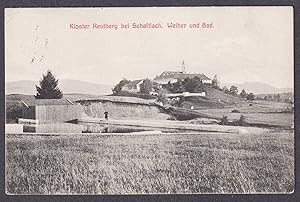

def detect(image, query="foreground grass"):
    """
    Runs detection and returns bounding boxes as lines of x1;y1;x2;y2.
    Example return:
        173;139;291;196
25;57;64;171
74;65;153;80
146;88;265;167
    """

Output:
6;130;294;194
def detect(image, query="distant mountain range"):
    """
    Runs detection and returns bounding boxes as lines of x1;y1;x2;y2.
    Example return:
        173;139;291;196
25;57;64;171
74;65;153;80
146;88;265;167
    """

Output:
6;80;293;96
6;79;113;95
221;82;293;95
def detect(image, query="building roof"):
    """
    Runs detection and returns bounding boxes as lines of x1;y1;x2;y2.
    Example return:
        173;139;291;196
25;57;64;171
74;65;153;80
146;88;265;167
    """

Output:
21;99;74;107
154;71;181;79
124;79;143;88
176;73;211;80
154;71;211;81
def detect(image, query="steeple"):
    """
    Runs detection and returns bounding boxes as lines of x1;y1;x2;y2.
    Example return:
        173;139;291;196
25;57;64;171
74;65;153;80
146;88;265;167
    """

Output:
182;60;186;73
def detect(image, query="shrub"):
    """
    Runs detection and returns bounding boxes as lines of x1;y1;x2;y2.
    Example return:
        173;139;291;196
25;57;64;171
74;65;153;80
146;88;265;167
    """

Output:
212;75;220;90
246;93;255;101
229;85;238;95
238;115;247;126
139;79;153;94
156;89;168;105
176;96;185;107
112;79;130;95
220;115;229;125
240;89;247;98
6;101;23;123
112;91;156;100
231;109;240;113
222;86;230;94
167;116;177;121
282;107;294;114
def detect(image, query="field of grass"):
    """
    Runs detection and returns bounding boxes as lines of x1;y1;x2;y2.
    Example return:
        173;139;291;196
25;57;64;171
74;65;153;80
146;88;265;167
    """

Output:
6;130;294;194
196;100;294;128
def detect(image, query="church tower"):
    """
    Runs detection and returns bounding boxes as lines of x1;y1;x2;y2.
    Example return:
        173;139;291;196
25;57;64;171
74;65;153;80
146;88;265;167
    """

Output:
182;60;186;73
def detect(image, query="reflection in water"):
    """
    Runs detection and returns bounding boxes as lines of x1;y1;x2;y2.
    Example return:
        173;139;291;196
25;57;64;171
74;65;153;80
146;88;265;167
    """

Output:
23;123;83;133
22;122;149;134
79;122;146;133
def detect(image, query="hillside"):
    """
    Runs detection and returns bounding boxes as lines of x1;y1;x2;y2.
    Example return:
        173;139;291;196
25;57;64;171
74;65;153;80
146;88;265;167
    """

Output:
182;87;244;109
6;85;245;112
5;94;156;104
6;79;113;95
6;93;221;122
205;87;242;104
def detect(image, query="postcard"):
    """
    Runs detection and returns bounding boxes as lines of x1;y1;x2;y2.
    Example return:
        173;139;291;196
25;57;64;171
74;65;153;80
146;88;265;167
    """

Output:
5;7;294;194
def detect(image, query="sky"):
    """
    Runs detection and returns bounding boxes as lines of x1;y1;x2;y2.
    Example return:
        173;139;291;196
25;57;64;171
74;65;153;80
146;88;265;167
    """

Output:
5;7;293;88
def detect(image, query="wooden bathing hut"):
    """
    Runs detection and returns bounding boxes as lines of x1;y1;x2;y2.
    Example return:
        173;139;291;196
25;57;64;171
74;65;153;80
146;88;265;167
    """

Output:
20;98;82;124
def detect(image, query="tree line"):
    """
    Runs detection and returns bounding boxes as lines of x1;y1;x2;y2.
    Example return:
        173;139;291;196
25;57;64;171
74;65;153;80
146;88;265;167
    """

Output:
34;70;256;102
112;78;155;95
112;75;256;101
211;75;255;101
255;93;293;104
221;85;255;101
32;70;293;105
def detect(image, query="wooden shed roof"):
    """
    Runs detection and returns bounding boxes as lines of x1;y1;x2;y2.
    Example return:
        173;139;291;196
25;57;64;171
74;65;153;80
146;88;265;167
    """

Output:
21;99;74;107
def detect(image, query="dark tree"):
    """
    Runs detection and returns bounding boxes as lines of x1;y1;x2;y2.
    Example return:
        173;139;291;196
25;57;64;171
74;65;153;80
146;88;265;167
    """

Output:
191;76;203;92
112;79;130;94
172;80;184;93
152;82;162;92
222;86;230;94
6;101;23;123
139;79;153;94
165;81;174;93
246;93;255;101
220;115;229;125
35;70;63;99
229;85;238;95
156;89;168;105
177;96;185;107
240;89;247;98
274;93;281;102
268;95;273;100
212;74;220;89
183;76;201;92
238;115;247;126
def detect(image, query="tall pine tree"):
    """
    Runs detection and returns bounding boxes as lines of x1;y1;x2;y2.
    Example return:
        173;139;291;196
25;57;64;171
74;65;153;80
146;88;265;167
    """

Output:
35;70;63;99
212;75;220;89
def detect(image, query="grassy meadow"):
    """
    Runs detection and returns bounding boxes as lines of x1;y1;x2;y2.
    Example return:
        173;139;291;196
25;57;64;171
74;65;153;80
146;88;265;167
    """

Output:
196;100;294;128
6;130;294;194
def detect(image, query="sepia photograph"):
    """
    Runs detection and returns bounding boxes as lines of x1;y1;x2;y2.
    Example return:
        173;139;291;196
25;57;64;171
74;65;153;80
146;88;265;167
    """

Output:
4;7;294;194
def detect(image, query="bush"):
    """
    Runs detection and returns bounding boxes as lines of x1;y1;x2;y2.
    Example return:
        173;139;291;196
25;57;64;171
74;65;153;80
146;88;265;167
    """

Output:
219;115;229;125
246;93;255;101
238;115;248;126
240;89;247;98
112;79;130;94
167;96;185;107
229;85;238;95
156;89;168;105
139;79;153;94
222;86;230;94
113;91;156;100
282;107;294;114
231;109;240;113
6;101;23;123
